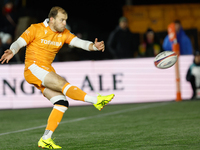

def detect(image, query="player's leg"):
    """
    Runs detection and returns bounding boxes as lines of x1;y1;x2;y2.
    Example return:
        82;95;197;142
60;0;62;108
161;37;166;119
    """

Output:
43;71;114;110
26;63;114;111
38;88;68;149
43;88;68;139
26;63;95;103
43;71;90;102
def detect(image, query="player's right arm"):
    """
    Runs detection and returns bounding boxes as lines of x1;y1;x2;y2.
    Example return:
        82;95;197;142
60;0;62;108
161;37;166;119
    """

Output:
0;24;35;64
0;37;27;64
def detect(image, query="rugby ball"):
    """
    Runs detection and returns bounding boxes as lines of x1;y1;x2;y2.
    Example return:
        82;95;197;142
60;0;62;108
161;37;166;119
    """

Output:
154;51;178;69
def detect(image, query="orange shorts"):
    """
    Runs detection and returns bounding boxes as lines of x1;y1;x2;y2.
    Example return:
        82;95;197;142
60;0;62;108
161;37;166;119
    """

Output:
24;62;56;93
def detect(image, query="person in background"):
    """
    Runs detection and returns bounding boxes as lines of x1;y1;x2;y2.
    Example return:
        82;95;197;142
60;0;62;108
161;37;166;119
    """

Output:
107;16;139;59
186;51;200;99
0;1;18;39
139;28;162;57
162;20;193;55
0;31;12;56
0;1;19;62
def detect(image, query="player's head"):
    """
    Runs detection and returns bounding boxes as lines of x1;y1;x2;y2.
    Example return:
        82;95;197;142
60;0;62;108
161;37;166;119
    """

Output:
174;20;181;33
119;17;128;30
48;6;68;32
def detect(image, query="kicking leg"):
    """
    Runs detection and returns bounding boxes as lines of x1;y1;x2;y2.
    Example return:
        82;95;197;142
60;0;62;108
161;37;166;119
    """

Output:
43;71;114;110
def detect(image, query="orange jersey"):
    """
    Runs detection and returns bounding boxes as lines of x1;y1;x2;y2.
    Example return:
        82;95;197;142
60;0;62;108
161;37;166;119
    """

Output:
20;19;76;66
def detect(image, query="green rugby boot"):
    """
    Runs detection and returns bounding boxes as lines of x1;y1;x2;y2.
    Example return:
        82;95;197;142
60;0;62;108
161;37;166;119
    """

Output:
93;94;115;111
38;137;62;149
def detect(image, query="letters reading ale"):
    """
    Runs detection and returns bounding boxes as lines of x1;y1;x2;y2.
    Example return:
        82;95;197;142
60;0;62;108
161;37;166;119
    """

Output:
81;73;124;91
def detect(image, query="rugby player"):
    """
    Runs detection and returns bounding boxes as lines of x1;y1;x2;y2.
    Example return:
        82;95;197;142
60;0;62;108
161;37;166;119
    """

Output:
0;6;114;149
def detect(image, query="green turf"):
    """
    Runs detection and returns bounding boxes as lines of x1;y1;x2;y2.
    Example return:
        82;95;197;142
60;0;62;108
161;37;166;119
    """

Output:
0;100;200;150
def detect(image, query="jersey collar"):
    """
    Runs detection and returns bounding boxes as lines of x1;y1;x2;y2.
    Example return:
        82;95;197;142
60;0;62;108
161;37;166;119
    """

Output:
43;19;49;27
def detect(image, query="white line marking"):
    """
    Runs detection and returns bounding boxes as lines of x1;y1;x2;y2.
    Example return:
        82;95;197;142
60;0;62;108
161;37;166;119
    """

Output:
0;102;168;136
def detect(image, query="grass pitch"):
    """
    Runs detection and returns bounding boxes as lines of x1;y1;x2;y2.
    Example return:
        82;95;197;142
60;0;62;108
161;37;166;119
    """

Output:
0;100;200;150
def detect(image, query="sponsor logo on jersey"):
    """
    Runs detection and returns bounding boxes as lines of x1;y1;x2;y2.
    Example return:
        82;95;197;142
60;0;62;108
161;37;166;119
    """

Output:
58;33;62;37
41;39;62;46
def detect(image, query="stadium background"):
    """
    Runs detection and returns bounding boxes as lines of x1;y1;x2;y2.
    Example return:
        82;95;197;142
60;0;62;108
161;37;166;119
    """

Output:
1;1;200;150
13;0;200;60
1;0;200;60
0;0;200;108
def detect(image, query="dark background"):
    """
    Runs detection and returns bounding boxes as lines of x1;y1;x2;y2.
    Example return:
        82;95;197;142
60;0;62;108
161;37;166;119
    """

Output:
24;0;200;32
1;0;200;61
1;0;200;39
21;0;200;60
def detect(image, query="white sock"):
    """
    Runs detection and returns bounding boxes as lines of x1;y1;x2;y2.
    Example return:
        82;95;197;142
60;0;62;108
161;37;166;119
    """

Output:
42;130;53;140
84;95;97;104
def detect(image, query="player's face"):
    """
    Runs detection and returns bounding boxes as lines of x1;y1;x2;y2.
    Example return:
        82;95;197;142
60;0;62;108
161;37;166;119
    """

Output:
53;12;68;32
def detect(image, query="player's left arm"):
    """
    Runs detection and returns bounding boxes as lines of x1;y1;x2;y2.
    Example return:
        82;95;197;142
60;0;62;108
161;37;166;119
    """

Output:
88;38;105;52
69;37;105;52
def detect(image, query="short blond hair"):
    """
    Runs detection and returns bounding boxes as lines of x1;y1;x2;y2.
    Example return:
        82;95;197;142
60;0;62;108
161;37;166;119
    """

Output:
48;6;67;19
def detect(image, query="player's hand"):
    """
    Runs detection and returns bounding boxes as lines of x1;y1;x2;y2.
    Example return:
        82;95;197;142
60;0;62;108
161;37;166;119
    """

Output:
0;49;14;64
94;38;105;52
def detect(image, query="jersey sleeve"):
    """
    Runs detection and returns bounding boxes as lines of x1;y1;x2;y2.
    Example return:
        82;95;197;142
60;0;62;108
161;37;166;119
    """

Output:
20;24;36;45
65;30;77;44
